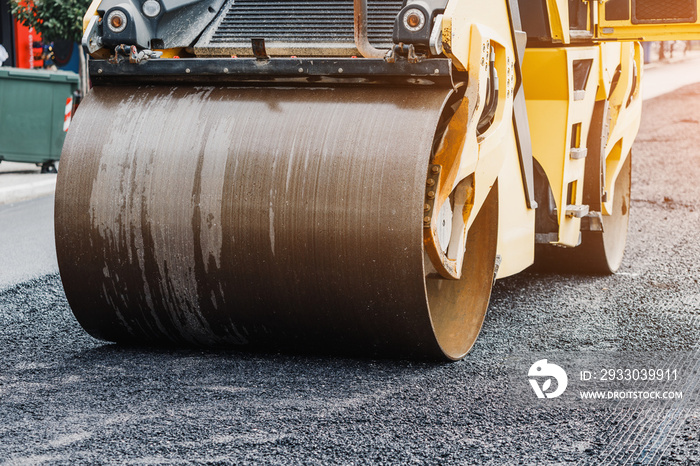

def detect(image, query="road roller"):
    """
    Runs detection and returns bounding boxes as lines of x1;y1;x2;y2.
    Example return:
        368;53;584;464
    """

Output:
55;0;700;359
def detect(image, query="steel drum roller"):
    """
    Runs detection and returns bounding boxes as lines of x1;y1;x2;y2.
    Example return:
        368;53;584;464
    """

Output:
55;85;497;360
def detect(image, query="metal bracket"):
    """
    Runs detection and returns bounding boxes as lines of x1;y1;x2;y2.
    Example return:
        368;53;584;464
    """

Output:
251;38;269;59
354;0;388;59
581;210;604;232
506;0;538;210
570;148;588;160
82;16;103;55
535;232;559;244
422;164;466;280
570;30;594;40
565;204;590;218
429;14;444;56
385;43;422;64
109;45;137;65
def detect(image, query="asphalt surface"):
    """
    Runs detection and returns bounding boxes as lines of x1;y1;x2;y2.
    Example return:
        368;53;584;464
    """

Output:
1;85;699;464
0;196;57;292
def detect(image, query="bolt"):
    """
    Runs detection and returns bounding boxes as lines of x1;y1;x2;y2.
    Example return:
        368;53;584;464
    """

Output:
426;178;435;186
424;204;431;211
427;191;435;199
431;166;440;174
298;67;304;73
223;68;229;73
424;216;432;224
98;69;103;74
338;68;344;73
185;68;191;73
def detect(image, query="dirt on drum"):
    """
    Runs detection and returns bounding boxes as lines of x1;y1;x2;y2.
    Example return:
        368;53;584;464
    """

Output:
55;85;496;359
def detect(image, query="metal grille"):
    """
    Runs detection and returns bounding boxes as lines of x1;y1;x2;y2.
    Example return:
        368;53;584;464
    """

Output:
633;0;697;23
209;0;404;45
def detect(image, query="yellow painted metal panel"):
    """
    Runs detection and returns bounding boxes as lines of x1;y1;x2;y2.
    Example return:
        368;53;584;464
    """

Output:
598;0;700;40
546;0;571;43
442;0;516;71
83;0;101;33
523;47;599;247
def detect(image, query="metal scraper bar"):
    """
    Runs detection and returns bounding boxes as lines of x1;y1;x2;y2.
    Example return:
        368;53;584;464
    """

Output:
89;58;457;87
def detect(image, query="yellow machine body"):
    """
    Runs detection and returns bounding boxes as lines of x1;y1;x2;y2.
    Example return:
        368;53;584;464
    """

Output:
57;0;700;359
597;0;700;41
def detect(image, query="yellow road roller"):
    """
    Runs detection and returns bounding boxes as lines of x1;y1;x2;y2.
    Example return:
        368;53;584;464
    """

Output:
55;0;700;359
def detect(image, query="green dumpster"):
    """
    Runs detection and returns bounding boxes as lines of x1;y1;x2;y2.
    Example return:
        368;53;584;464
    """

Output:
0;67;79;170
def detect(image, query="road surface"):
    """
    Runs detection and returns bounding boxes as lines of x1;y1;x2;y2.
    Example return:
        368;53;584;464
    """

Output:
0;196;56;292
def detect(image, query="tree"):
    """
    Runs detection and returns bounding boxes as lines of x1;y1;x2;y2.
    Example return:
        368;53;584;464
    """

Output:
10;0;93;95
10;0;92;43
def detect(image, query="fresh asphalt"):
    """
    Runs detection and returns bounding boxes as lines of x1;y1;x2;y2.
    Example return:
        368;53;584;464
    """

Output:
0;84;699;464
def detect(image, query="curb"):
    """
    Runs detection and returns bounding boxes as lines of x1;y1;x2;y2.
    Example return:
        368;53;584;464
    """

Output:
0;177;57;206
